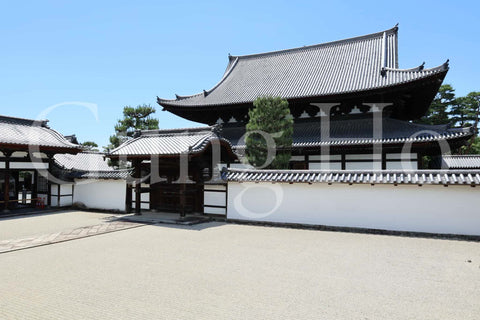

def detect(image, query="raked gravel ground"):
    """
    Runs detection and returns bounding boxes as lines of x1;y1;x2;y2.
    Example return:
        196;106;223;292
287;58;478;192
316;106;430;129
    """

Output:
0;211;479;319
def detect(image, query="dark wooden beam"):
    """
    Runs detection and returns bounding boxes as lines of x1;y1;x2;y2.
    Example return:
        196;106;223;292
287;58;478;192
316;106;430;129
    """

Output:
125;184;132;213
134;159;142;215
3;151;12;211
47;155;54;207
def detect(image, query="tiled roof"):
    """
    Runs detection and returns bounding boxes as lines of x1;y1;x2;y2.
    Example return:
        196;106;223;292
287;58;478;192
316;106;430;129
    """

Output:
109;126;234;156
225;168;480;186
72;170;132;180
441;155;480;169
53;152;131;180
0;115;80;151
54;152;115;171
222;118;473;149
158;26;448;108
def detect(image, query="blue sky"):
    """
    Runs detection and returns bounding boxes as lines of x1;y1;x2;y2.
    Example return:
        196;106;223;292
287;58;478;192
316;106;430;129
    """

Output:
0;0;478;148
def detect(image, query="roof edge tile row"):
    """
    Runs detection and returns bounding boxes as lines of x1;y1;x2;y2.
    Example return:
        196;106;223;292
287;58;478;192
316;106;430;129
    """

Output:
225;168;480;186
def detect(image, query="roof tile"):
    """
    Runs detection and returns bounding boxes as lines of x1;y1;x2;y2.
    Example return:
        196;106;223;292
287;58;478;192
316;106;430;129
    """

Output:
158;27;448;108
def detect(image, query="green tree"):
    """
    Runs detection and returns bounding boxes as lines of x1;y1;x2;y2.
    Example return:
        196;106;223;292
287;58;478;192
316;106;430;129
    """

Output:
457;92;480;154
81;141;99;152
417;84;455;125
449;96;470;127
245;96;293;169
105;104;159;151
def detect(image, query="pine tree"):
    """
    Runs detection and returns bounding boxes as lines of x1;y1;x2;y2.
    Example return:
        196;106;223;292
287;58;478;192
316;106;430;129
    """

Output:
81;141;99;152
449;97;469;127
245;96;293;169
459;92;480;154
417;84;455;125
106;104;159;151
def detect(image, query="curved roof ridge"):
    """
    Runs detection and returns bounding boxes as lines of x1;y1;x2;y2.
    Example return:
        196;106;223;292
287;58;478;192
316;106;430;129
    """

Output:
205;57;239;95
385;60;449;74
0;114;49;127
159;58;240;103
158;92;204;103
43;126;80;148
229;25;398;60
139;125;213;136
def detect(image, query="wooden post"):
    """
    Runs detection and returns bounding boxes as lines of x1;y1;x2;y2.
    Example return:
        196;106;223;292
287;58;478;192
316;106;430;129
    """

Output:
3;151;11;211
125;183;132;213
57;184;61;207
47;154;53;207
179;183;186;217
382;150;387;170
134;159;142;215
32;170;38;208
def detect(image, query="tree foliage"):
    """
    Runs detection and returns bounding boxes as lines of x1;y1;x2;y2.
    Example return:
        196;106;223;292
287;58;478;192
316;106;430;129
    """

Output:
417;84;455;125
416;84;480;155
81;141;99;152
106;104;159;151
245;96;293;169
456;92;480;154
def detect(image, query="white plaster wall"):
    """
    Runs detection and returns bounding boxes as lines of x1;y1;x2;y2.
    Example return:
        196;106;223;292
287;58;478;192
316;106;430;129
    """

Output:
204;207;226;215
308;162;342;170
50;184;73;207
227;182;480;236
204;184;227;215
60;184;73;207
309;155;341;161
130;186;150;210
60;184;72;195
345;162;382;170
10;162;49;169
59;196;73;207
386;161;418;170
73;179;126;211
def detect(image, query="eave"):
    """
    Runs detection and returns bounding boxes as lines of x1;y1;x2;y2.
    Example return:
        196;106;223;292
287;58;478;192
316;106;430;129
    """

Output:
159;66;448;124
0;142;82;155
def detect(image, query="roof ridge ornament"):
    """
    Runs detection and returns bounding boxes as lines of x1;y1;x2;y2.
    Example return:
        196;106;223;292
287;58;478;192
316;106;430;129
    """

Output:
211;123;223;136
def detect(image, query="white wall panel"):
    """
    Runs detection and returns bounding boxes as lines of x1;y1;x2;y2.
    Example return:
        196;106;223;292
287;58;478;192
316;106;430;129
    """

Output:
290;156;305;161
308;162;342;170
345;162;381;170
227;182;480;236
309;155;341;161
204;184;227;191
386;161;418;170
345;154;381;160
386;153;418;160
204;191;226;207
204;207;226;215
73;179;126;211
10;162;49;169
